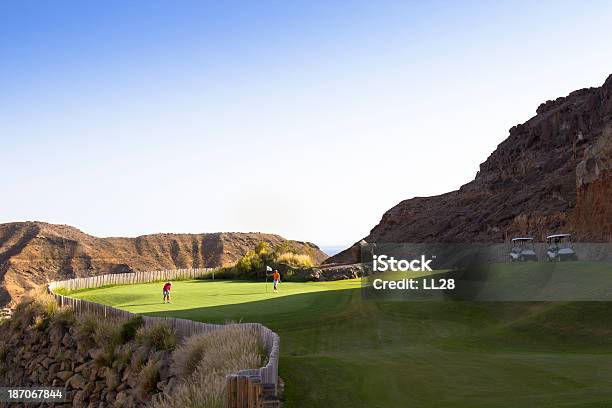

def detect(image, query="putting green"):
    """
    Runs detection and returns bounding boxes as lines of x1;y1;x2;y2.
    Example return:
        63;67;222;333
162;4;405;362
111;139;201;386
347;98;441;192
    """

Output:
72;277;612;408
70;279;361;321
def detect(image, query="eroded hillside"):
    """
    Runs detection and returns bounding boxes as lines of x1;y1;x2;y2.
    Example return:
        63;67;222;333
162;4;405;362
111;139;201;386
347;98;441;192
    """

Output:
0;222;327;306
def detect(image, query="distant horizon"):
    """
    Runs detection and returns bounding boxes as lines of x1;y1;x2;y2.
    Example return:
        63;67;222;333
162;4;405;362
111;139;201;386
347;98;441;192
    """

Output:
2;1;612;245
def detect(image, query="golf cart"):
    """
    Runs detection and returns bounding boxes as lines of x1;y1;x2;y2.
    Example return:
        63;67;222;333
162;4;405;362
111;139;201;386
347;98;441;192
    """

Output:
546;234;577;261
509;237;538;262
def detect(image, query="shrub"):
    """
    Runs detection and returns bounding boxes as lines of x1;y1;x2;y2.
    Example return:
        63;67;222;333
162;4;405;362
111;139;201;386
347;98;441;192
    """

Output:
254;242;270;255
120;316;144;343
37;293;60;318
50;307;76;329
234;250;263;274
137;358;160;399
230;241;317;277
91;318;128;366
75;313;99;339
129;348;148;373
114;344;133;366
136;322;177;351
276;252;314;268
274;241;294;255
93;348;114;367
94;319;124;350
9;291;59;331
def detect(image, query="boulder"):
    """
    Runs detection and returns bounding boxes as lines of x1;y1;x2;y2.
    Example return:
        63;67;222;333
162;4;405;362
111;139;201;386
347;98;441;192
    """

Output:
114;391;128;407
56;370;73;382
62;332;76;348
68;373;87;390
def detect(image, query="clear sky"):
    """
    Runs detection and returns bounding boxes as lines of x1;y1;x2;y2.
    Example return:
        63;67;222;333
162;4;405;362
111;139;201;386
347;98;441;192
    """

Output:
1;1;612;248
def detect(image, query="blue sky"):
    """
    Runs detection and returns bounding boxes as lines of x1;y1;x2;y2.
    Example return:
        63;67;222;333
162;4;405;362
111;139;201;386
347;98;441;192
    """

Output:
1;1;612;247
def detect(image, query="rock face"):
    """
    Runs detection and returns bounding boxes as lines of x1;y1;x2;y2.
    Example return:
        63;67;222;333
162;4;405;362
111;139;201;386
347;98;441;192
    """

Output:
329;74;612;264
0;222;327;306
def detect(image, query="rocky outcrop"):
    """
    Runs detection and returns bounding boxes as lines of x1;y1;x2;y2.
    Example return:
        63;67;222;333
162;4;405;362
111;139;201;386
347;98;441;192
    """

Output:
0;222;327;307
329;74;612;264
276;262;365;281
573;122;612;240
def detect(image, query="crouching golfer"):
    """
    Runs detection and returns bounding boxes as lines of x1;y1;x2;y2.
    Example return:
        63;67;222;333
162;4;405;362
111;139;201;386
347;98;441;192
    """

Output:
272;269;281;293
163;281;172;303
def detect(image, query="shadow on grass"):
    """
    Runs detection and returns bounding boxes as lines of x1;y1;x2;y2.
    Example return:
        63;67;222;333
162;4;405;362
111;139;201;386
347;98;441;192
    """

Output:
140;286;360;328
137;282;612;353
123;302;166;307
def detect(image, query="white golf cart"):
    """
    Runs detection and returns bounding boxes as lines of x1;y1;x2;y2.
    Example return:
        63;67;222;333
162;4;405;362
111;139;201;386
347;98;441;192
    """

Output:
509;237;538;262
546;234;577;261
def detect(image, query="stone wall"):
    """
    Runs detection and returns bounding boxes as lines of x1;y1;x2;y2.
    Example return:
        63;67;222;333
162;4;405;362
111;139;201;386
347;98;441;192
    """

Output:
0;313;176;408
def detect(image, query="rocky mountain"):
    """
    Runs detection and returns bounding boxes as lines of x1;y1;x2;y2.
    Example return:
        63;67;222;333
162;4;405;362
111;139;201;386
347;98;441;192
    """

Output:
0;222;327;306
329;74;612;264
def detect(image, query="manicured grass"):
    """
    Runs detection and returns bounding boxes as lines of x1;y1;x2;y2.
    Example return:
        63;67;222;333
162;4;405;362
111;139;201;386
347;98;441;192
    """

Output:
72;275;612;408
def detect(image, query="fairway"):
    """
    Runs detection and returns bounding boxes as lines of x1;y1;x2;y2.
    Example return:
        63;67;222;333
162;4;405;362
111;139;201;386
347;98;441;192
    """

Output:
72;278;612;408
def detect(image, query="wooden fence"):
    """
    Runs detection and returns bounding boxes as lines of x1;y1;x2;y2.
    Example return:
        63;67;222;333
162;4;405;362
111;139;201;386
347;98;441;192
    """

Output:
226;374;280;408
47;268;280;407
48;267;215;292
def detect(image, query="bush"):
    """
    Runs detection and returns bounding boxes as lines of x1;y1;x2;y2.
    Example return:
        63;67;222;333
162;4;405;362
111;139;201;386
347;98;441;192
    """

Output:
75;313;99;339
114;344;133;366
93;348;114;367
255;242;270;255
9;291;59;331
234;250;263;274
229;241;317;277
120;316;144;343
94;319;124;350
137;358;160;399
50;307;76;329
129;349;148;373
276;252;314;268
136;322;177;351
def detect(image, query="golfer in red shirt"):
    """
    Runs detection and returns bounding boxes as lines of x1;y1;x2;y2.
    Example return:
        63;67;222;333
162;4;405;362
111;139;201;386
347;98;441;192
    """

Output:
163;282;172;303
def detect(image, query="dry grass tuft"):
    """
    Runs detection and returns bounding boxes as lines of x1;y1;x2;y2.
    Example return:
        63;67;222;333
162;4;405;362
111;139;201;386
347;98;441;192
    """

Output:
136;321;177;351
276;252;315;268
10;290;59;331
151;325;264;408
137;358;160;400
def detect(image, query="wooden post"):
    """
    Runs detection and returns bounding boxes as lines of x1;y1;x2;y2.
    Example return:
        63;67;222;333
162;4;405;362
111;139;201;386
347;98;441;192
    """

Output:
226;375;237;408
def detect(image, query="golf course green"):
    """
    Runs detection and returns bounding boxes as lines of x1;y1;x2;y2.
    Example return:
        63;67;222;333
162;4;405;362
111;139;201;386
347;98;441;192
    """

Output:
70;277;612;407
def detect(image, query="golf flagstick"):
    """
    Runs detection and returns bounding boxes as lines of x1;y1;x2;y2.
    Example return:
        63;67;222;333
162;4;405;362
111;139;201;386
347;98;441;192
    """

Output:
266;266;272;293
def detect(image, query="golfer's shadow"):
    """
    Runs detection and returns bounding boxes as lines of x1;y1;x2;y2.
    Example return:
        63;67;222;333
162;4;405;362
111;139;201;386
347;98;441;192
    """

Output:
123;302;165;307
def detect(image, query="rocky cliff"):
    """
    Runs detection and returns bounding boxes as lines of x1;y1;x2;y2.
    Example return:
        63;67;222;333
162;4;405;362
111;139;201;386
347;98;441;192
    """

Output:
329;74;612;264
0;222;327;306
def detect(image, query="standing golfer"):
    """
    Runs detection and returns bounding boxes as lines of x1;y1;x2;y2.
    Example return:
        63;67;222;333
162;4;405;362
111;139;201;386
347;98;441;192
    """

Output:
163;281;172;303
272;269;281;293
